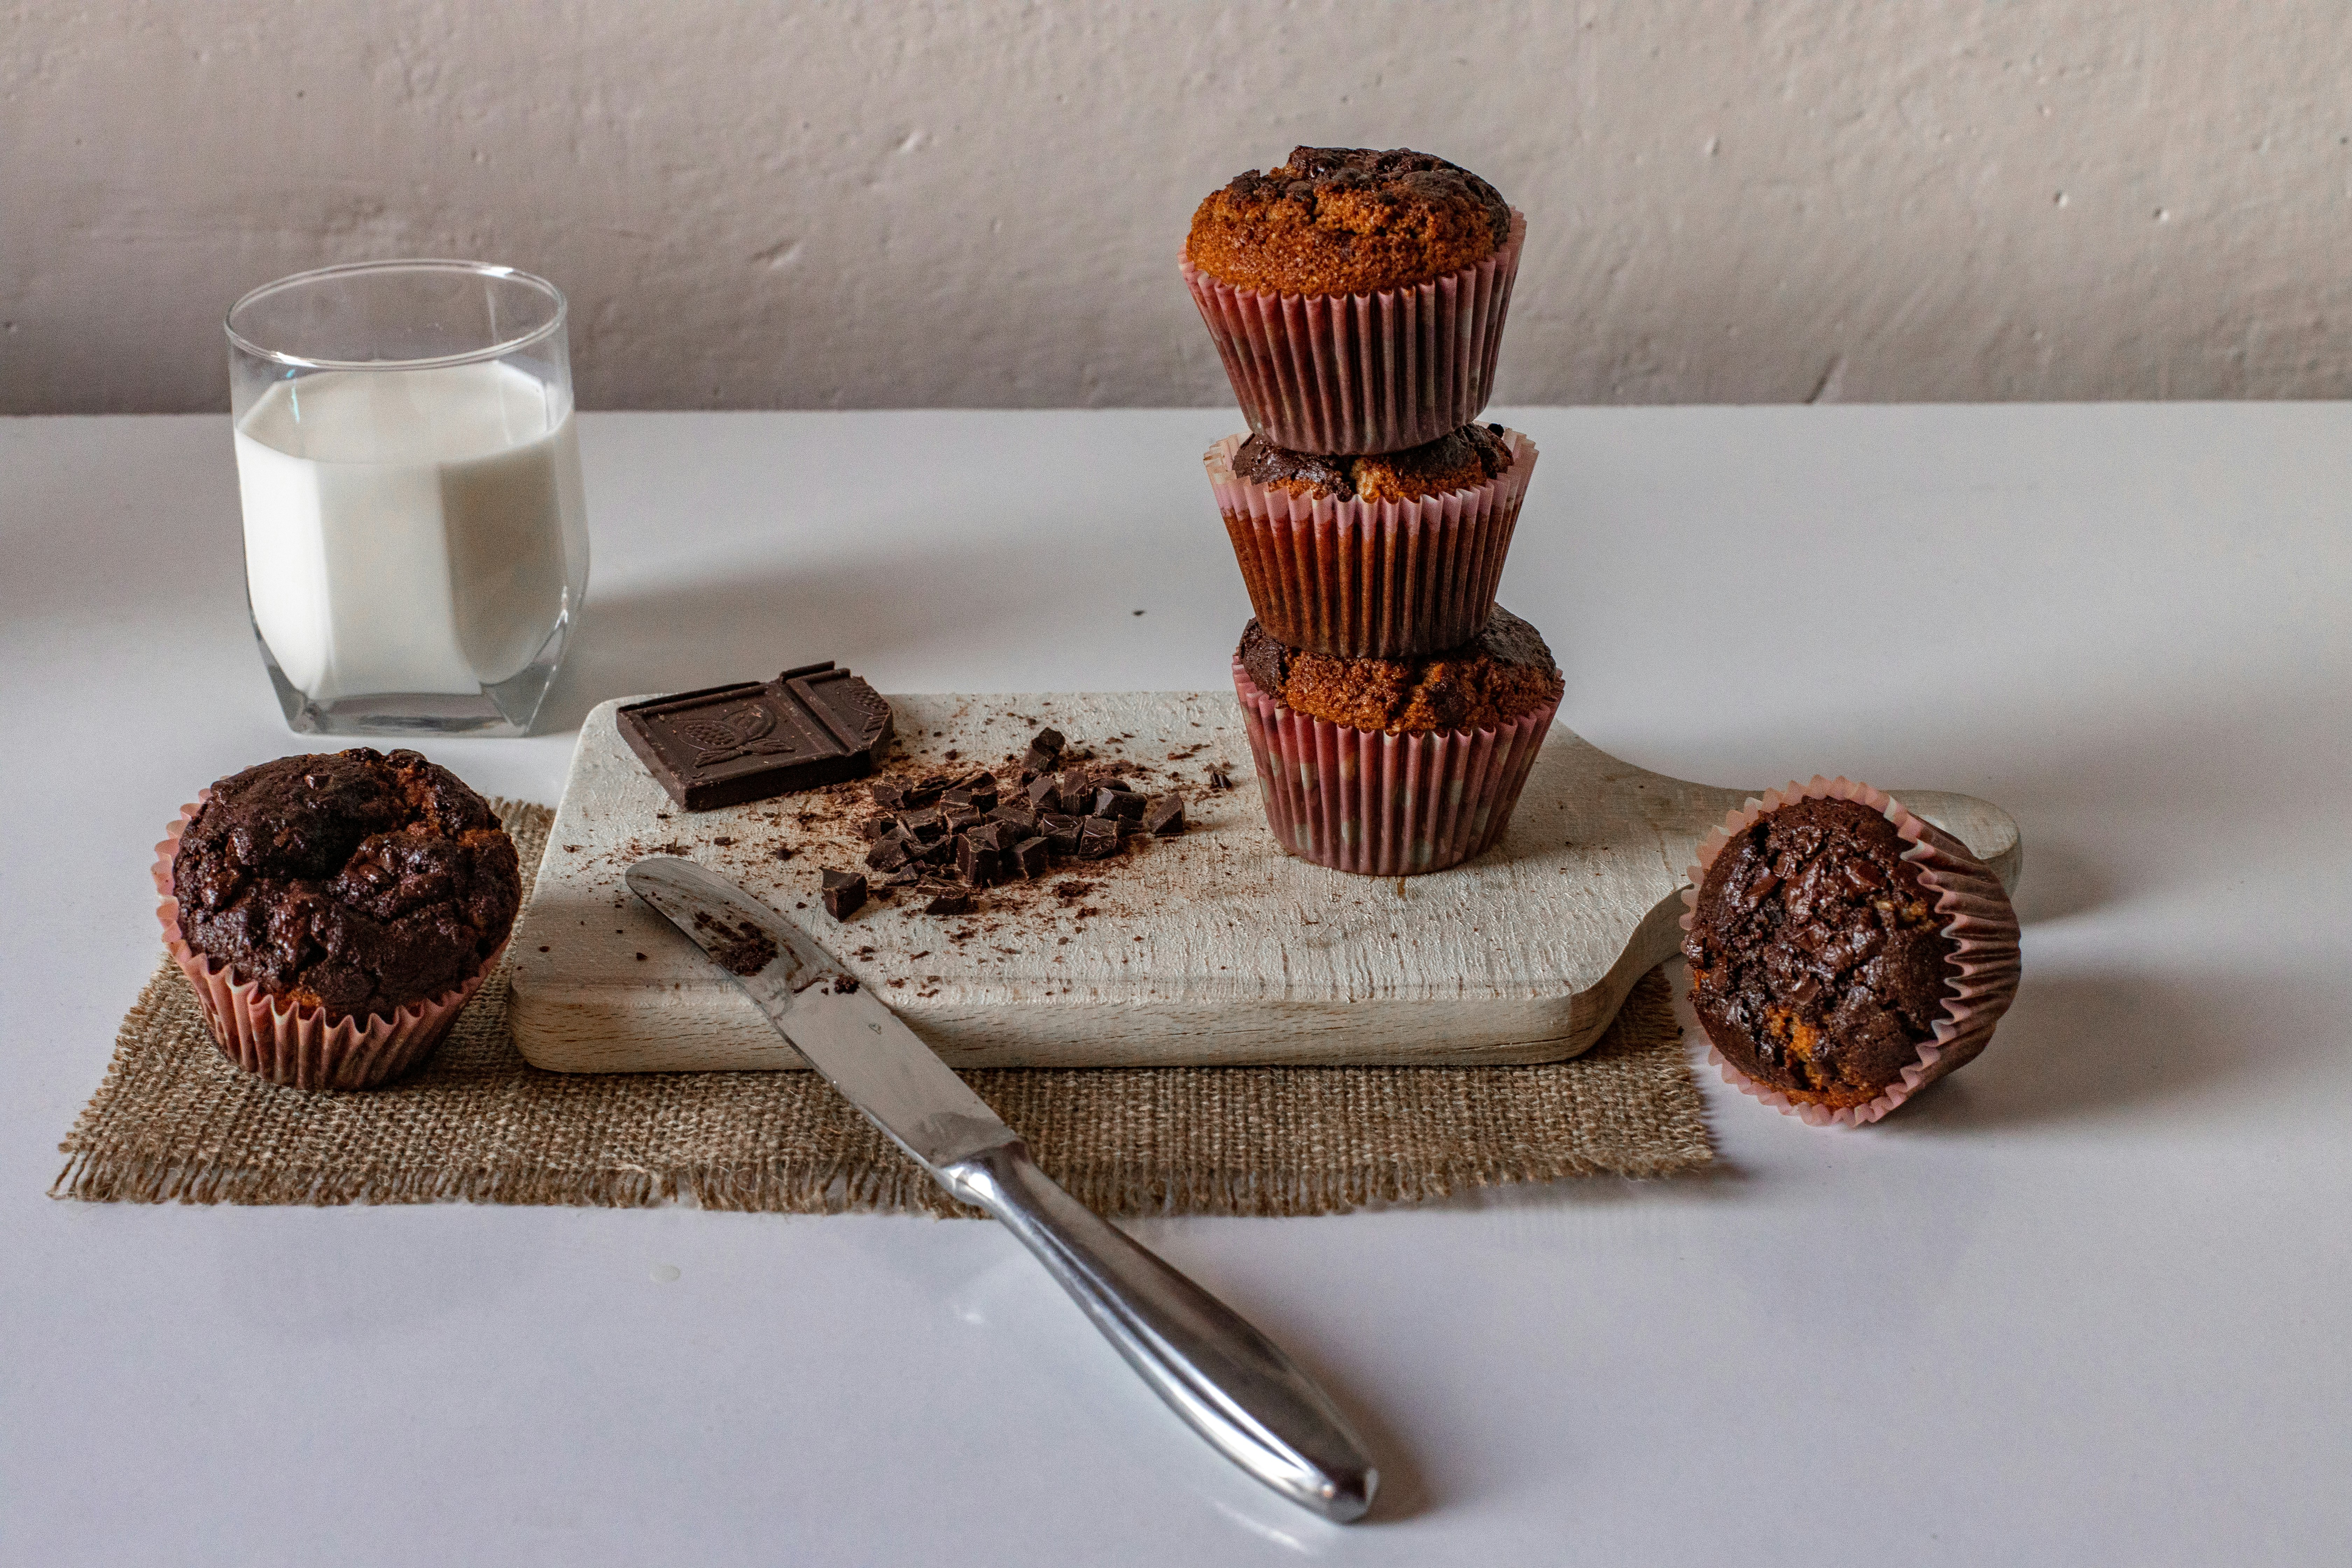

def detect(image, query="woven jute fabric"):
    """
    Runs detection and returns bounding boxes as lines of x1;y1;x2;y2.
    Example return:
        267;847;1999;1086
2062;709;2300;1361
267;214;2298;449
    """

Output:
55;801;1712;1217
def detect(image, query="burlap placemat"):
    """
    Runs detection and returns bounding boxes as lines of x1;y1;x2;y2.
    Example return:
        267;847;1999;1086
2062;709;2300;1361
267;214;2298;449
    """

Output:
54;801;1712;1216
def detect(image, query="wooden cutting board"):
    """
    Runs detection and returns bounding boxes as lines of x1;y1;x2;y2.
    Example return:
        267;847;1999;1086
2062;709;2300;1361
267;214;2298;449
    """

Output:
507;693;2019;1072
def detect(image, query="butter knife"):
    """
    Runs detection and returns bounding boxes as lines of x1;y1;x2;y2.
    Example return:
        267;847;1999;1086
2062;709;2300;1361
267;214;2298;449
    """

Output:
625;856;1379;1522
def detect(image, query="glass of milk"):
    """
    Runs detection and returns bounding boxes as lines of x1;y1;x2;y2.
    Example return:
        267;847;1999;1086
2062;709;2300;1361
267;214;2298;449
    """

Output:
225;260;590;735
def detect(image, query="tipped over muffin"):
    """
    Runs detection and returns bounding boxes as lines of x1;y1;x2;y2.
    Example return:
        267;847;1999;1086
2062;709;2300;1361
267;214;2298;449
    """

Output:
1679;778;2023;1125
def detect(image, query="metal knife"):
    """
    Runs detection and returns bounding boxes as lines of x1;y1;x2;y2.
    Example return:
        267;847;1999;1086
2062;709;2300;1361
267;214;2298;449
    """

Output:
624;856;1379;1523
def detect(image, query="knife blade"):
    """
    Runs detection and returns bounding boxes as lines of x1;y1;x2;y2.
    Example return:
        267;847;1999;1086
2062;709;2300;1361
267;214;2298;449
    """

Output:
625;856;1379;1522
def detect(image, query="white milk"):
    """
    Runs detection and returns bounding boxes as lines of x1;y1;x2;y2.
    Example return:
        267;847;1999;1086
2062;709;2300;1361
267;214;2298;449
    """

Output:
233;361;588;703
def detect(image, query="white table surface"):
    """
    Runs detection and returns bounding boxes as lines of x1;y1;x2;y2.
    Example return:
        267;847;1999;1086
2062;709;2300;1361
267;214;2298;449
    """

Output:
4;405;2347;1567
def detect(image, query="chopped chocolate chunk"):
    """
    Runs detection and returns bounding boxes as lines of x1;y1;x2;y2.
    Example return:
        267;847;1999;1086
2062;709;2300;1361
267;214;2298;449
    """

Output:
617;663;894;811
856;814;896;840
1020;727;1067;780
955;835;1002;886
1207;767;1234;790
1048;772;1093;816
1055;880;1096;899
943;781;998;812
897;807;946;842
1026;775;1061;808
923;887;977;916
1009;836;1052;879
905;832;951;864
1143;794;1186;836
1040;813;1083;855
864;834;912;872
1077;818;1124;859
942;803;986;834
869;779;911;811
1093;785;1145;821
966;821;1013;854
990;803;1040;835
820;869;868;920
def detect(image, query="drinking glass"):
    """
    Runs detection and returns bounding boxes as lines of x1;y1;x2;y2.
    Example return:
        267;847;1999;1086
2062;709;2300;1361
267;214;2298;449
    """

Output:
225;260;590;735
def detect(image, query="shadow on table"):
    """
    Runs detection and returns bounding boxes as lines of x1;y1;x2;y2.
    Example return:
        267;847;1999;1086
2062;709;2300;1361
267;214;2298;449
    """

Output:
1891;968;2322;1132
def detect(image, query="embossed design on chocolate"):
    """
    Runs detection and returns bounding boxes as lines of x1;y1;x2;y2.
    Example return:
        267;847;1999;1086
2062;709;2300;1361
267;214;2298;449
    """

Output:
619;662;894;810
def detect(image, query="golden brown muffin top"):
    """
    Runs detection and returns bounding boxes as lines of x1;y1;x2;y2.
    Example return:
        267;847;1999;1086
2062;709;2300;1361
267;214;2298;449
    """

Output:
1187;147;1512;296
1231;423;1514;504
1240;608;1562;734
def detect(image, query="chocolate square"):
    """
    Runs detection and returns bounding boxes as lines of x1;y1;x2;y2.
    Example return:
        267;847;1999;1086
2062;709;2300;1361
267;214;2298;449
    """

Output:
618;662;893;811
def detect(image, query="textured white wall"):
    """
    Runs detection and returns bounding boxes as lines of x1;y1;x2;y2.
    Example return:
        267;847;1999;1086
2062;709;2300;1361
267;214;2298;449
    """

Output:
6;0;2349;413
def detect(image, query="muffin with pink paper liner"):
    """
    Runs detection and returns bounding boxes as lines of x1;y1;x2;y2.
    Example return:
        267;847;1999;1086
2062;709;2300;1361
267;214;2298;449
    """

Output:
1679;777;2021;1127
156;748;520;1090
1184;147;1525;454
1208;422;1536;659
1232;607;1561;876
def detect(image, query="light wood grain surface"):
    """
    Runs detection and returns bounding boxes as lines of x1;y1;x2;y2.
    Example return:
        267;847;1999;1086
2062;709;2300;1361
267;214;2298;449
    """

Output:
508;692;2019;1072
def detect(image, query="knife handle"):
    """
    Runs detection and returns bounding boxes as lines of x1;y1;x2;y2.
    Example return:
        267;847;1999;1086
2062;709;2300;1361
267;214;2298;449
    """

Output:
939;1141;1378;1523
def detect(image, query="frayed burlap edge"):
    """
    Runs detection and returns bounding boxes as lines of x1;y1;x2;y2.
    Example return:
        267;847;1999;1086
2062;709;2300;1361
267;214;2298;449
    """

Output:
56;802;1712;1217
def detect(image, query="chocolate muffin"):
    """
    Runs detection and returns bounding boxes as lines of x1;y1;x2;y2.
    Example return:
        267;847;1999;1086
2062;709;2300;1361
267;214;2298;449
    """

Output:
1188;147;1512;296
1233;422;1515;504
1683;796;1957;1110
173;749;521;1021
1240;608;1562;735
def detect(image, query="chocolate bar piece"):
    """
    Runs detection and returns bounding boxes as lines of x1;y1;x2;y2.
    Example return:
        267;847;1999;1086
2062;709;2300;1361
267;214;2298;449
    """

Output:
618;662;894;811
820;869;868;920
1144;794;1185;836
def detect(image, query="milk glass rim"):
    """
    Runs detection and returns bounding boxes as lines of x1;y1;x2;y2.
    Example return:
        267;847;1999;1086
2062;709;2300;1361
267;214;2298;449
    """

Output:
224;259;568;373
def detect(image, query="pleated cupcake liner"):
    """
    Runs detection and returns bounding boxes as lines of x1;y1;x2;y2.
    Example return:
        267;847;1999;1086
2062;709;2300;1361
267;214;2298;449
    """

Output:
1679;776;2022;1127
1183;210;1526;455
154;798;499;1091
1206;428;1537;659
1232;659;1557;877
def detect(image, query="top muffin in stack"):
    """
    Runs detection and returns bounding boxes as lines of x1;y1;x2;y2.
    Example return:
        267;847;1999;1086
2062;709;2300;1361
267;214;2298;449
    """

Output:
1184;147;1554;876
1184;147;1525;455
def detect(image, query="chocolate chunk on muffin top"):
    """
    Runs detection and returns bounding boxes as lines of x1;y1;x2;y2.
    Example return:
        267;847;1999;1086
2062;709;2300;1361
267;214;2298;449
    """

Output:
1240;608;1562;734
1682;796;1956;1109
1188;146;1512;296
1232;423;1515;504
173;748;521;1021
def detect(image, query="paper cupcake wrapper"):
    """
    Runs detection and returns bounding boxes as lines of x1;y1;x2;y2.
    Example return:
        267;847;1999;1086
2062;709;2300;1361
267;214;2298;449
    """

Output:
1207;429;1536;659
1679;776;2022;1127
154;798;498;1090
1183;210;1526;455
1233;659;1556;876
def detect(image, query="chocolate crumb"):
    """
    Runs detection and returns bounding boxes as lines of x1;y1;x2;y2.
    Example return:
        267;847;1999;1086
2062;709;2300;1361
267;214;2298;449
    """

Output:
692;910;777;976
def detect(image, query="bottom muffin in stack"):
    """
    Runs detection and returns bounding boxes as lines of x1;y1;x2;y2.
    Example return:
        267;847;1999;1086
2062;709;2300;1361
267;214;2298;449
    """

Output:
1233;607;1562;876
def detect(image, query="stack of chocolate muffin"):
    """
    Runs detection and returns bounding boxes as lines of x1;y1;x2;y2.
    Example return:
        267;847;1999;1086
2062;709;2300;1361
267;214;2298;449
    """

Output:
1183;147;1562;875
